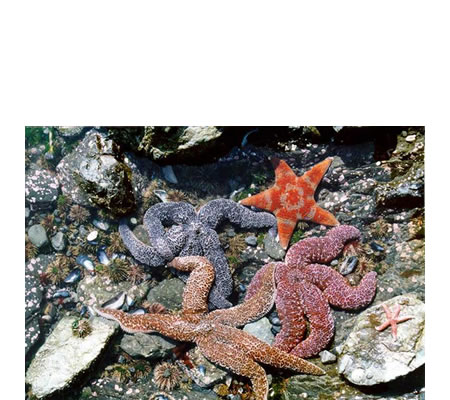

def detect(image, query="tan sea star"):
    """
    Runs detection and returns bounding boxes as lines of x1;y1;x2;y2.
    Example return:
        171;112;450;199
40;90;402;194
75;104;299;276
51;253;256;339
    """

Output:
96;256;324;400
375;303;413;341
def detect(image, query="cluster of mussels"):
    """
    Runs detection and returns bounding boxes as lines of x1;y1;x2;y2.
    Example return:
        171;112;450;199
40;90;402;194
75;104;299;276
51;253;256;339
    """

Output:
95;157;379;400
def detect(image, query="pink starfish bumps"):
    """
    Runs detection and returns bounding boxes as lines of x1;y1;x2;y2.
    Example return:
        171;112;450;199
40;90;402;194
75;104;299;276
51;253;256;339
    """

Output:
246;225;377;358
376;303;413;341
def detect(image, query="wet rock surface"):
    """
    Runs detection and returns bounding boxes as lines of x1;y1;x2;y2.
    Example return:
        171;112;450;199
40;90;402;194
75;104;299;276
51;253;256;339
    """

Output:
25;316;117;398
120;332;177;359
28;224;49;248
146;278;185;310
337;295;424;386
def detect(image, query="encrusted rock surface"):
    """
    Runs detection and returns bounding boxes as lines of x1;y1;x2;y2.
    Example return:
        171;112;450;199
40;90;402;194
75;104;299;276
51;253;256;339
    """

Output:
25;166;60;210
337;294;424;386
243;317;274;344
25;316;117;398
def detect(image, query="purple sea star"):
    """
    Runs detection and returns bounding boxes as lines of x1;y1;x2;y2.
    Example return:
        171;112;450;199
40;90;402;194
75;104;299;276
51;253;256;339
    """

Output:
246;225;377;358
119;199;277;309
96;256;324;400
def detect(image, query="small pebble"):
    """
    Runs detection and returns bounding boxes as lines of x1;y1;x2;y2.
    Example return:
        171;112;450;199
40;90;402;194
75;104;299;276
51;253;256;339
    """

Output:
87;230;98;242
319;350;337;364
130;217;138;225
245;235;257;246
405;134;416;143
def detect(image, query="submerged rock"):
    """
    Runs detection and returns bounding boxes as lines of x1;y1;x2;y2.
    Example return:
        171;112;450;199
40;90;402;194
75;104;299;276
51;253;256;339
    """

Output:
182;346;229;388
50;231;66;251
28;224;49;248
25;316;117;398
243;317;274;345
263;233;286;260
146;278;185;311
337;294;424;386
120;332;177;359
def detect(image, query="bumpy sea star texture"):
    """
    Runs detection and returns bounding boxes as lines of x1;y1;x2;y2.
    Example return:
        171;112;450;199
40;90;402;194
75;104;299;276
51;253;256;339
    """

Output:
240;158;338;249
96;256;324;400
119;199;277;309
246;225;377;358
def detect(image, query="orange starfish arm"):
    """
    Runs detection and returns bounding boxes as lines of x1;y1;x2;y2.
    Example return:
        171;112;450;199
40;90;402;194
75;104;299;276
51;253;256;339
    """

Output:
271;157;298;182
308;205;339;226
167;256;215;315
240;187;278;212
300;157;333;192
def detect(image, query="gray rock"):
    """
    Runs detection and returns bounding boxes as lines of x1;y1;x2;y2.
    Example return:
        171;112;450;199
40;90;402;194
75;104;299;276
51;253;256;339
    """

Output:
263;233;286;260
77;274;150;308
25;166;60;210
25;257;46;355
56;126;85;138
319;350;337;364
120;332;176;359
147;278;185;311
337;294;424;386
78;153;135;215
28;224;49;248
51;231;66;251
243;317;274;345
245;235;257;246
162;165;178;184
56;130;136;215
181;346;229;388
25;207;31;219
26;316;117;398
139;126;224;163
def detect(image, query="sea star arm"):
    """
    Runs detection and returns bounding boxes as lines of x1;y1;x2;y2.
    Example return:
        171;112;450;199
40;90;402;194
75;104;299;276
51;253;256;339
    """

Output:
285;225;361;269
94;308;196;340
299;157;334;192
225;325;325;375
302;264;377;309
143;202;196;260
209;263;277;327
276;272;334;358
199;198;277;233
118;220;168;267
197;333;269;400
168;256;215;315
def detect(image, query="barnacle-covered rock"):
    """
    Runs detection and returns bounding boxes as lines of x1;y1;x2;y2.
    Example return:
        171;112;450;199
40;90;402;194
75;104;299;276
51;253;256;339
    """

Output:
120;332;177;359
25;166;60;210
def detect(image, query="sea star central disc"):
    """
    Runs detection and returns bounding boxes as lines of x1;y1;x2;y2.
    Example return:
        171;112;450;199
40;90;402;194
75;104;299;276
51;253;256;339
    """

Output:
240;158;339;249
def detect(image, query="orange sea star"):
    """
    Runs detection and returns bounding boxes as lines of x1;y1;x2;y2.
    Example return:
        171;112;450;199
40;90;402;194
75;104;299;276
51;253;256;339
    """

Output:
240;158;339;249
96;256;324;400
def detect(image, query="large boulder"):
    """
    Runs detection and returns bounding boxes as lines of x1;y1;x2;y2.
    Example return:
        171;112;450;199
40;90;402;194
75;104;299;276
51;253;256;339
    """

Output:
26;316;117;398
337;294;425;386
56;130;136;215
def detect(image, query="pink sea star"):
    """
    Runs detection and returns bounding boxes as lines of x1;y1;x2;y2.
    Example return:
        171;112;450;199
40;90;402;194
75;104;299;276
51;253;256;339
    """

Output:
246;225;377;358
375;303;413;340
96;256;324;400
